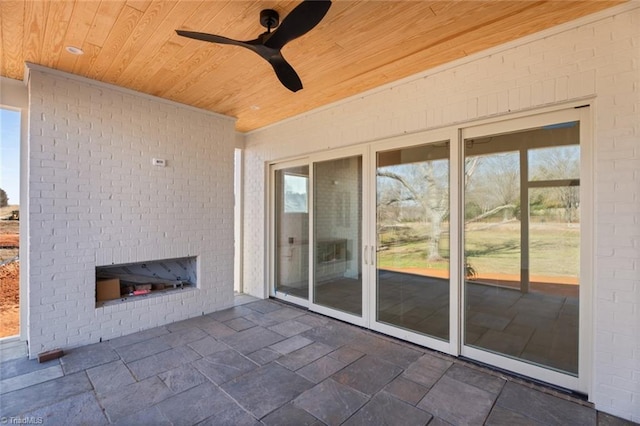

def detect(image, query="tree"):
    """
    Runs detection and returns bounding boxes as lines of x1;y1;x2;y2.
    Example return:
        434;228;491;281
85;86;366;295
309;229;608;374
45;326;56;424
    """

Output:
378;156;483;261
0;188;8;207
530;146;580;223
379;163;449;261
464;153;519;222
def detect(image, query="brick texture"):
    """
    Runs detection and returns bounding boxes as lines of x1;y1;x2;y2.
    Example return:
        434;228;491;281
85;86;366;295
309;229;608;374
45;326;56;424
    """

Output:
242;6;640;422
27;69;236;357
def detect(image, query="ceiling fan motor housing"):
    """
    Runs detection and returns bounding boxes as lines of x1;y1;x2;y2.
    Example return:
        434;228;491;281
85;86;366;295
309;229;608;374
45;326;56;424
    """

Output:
260;9;280;31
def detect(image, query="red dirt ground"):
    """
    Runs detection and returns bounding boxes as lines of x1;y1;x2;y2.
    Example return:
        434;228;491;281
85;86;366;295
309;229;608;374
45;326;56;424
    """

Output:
1;211;20;338
1;261;19;338
0;234;19;247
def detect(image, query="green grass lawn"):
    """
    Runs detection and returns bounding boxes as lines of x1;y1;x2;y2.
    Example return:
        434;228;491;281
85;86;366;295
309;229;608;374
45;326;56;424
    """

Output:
378;221;579;278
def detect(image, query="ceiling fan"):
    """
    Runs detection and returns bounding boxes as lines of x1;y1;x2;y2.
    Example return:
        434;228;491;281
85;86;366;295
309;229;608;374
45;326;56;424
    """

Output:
176;0;332;92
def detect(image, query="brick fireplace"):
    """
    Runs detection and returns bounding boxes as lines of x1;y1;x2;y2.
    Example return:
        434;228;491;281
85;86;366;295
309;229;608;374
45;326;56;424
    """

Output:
26;64;237;358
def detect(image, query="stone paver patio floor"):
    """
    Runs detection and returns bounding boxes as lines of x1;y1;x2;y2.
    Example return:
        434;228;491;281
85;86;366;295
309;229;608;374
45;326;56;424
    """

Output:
0;295;634;425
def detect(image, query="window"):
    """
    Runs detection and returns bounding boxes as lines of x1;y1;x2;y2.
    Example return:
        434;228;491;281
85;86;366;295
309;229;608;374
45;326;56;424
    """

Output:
283;173;308;213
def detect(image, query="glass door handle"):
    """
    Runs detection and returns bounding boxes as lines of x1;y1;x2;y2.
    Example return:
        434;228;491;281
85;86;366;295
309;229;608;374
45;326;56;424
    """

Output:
364;245;368;265
371;246;375;265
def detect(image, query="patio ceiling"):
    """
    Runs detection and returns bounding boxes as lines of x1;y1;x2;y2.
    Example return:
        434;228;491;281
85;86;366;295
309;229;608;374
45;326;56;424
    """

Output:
0;0;624;132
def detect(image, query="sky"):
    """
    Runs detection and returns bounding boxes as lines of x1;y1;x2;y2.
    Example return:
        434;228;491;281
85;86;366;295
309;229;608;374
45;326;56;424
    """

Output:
0;108;20;205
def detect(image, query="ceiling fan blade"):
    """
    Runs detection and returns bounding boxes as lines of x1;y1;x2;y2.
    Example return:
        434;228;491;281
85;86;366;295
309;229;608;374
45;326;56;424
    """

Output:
269;54;303;92
264;0;331;49
176;30;250;49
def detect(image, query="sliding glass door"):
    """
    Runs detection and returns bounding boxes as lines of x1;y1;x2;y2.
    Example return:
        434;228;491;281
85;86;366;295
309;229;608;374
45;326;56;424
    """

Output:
273;163;310;303
372;137;452;349
461;108;590;391
270;106;590;393
313;155;364;318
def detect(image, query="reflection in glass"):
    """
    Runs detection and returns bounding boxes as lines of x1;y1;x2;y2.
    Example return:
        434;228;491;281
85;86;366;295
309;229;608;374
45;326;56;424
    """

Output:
275;167;309;299
464;123;580;375
313;156;363;316
376;142;450;340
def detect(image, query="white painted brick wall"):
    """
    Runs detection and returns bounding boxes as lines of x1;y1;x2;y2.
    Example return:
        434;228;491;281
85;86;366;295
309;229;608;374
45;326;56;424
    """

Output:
242;6;640;421
27;67;236;357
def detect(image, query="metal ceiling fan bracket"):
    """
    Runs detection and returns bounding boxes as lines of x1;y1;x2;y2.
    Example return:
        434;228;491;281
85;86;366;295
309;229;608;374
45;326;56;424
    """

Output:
260;9;279;32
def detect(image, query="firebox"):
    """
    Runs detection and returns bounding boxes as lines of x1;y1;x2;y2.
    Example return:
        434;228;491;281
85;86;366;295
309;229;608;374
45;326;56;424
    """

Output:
95;256;197;307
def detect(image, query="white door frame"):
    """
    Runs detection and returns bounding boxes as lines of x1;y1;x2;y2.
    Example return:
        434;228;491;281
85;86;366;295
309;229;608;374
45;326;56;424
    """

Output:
308;145;371;328
459;106;593;394
269;158;311;308
266;102;593;396
367;128;457;355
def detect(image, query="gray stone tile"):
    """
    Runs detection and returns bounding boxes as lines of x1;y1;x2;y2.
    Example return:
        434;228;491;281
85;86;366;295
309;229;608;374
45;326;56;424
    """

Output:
159;327;209;347
495;382;597;425
485;405;543;425
0;356;59;381
108;326;170;348
127;345;201;380
0;364;63;394
243;311;281;328
301;326;353;349
383;375;429;405
245;300;282;314
86;360;136;395
268;320;313;337
98;376;173;422
197;403;260;426
417;374;496;425
165;315;214;332
222;363;314;419
328;346;365;365
343;391;432;426
60;342;120;374
158;382;238;426
247;348;282;365
234;294;260;306
261;403;324;426
295;313;331;328
188;336;230;356
0;372;93;417
297;355;347;383
199;320;237;339
265;306;306;323
445;364;505;396
403;353;452;388
293;378;368;426
349;334;423;369
221;326;285;354
115;336;172;362
208;306;255;322
0;339;27;361
428;417;454;426
22;391;108;425
225;317;257;331
597;411;637;426
192;349;258;385
269;335;313;355
332;355;403;396
112;405;172;426
276;342;334;371
159;364;207;393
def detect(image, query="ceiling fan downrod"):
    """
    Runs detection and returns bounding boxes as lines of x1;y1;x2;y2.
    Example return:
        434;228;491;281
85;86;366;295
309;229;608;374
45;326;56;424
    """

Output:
260;9;279;33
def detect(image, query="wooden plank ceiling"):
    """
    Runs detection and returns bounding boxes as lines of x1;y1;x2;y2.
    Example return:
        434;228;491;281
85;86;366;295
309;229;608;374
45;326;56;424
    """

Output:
1;0;624;132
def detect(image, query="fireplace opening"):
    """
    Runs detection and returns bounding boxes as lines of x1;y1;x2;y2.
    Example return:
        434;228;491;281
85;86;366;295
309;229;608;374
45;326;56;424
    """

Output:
95;256;197;307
